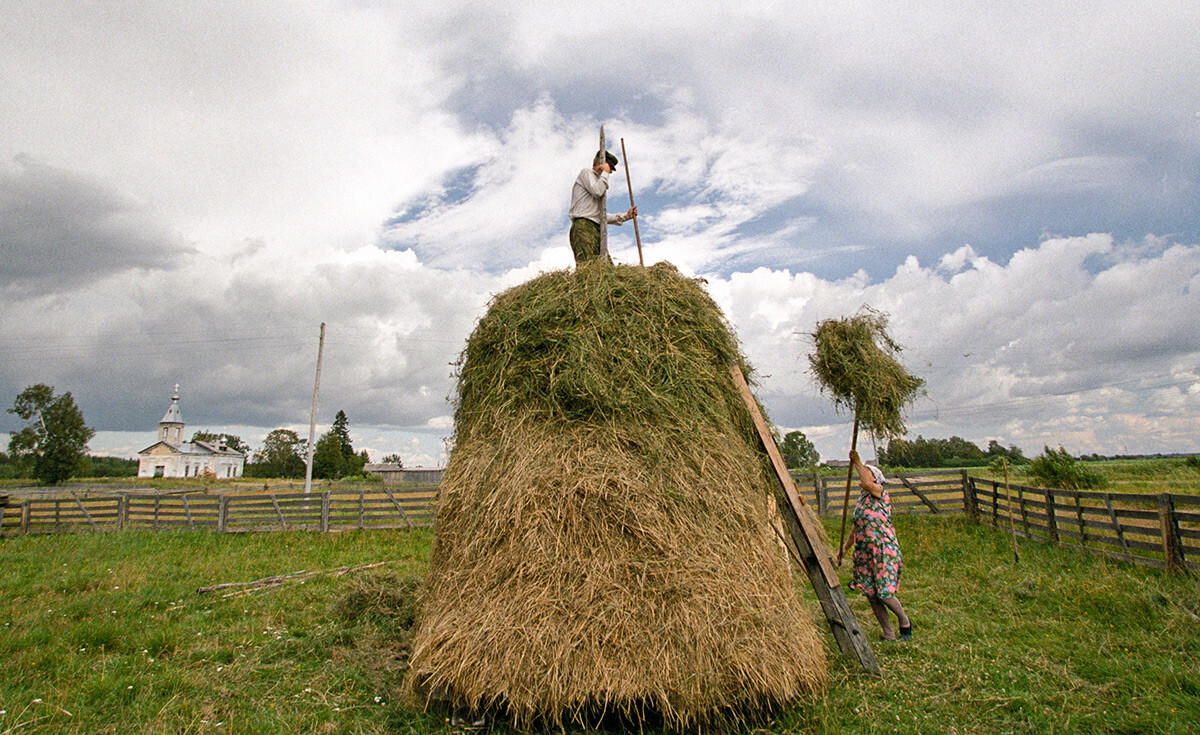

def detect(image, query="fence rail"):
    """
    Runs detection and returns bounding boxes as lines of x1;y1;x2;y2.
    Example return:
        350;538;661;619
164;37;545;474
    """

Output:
964;477;1197;574
0;487;438;537
790;468;967;516
3;473;1196;575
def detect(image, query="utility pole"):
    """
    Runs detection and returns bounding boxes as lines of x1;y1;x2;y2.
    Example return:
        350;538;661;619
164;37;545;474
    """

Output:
304;322;326;496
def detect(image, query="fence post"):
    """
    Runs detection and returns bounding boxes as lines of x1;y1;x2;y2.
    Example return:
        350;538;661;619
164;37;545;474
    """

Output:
358;488;365;530
320;491;330;533
1018;485;1030;538
814;471;826;517
1074;491;1087;547
118;495;127;531
1045;489;1059;544
962;471;978;523
217;495;229;534
21;501;31;535
1158;493;1186;574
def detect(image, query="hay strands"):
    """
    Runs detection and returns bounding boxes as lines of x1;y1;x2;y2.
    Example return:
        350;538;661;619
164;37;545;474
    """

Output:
808;308;924;565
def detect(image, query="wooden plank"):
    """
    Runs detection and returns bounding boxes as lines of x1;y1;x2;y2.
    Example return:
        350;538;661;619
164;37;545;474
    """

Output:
962;472;979;522
380;488;414;529
1073;492;1087;547
1104;496;1134;563
729;366;829;577
269;495;286;529
897;477;939;514
773;479;880;676
72;496;99;531
1159;494;1187;574
1173;510;1200;524
729;364;879;676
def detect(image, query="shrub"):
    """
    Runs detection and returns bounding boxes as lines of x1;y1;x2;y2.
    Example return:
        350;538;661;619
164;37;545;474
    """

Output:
1030;446;1107;490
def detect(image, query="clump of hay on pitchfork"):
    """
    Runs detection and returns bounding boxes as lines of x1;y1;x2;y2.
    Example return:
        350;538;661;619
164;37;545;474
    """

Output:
808;308;924;439
808;308;924;559
407;261;826;731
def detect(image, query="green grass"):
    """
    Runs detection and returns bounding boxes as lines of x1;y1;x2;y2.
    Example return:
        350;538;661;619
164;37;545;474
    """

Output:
2;518;1198;734
0;529;438;734
795;515;1200;734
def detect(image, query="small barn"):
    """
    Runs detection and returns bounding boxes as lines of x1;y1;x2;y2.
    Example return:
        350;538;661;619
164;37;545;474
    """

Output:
362;463;444;485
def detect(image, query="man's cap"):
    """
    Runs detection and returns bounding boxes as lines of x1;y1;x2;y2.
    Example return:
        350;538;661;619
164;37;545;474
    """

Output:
598;150;619;169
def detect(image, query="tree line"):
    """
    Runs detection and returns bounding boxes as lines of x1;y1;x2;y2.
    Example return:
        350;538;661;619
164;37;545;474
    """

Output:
244;410;383;480
880;435;1026;469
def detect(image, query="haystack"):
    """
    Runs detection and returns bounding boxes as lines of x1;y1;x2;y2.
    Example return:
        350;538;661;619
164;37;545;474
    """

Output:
407;262;825;729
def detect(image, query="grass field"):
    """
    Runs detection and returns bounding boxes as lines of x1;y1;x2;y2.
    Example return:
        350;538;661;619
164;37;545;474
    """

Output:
2;515;1198;733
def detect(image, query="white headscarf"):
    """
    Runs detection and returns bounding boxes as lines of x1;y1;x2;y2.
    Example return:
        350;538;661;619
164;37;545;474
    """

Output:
866;464;886;485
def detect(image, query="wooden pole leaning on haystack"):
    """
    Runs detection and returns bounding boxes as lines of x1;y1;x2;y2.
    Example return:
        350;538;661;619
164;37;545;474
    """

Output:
730;365;880;676
808;309;924;566
620;137;644;266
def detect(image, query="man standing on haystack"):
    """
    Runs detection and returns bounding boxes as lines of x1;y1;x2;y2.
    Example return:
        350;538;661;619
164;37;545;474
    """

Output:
569;150;637;264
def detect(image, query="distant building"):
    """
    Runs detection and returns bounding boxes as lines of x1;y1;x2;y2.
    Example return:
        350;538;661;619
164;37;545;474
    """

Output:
363;463;444;485
137;386;246;479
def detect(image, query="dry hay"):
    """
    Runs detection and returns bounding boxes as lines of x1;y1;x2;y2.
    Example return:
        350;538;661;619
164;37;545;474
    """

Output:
407;262;825;730
808;308;924;439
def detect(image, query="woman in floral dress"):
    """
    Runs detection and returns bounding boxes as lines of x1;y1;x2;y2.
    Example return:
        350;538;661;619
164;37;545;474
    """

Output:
847;449;913;641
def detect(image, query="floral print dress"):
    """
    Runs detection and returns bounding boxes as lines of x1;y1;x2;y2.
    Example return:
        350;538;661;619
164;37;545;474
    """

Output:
849;488;903;599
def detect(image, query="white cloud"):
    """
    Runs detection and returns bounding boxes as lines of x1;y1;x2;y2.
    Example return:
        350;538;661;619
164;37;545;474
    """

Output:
720;234;1200;460
3;0;1199;467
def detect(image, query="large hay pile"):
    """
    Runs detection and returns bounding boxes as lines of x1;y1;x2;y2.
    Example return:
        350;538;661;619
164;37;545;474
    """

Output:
407;262;825;729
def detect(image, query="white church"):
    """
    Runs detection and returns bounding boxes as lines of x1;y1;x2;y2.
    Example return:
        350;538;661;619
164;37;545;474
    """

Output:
137;386;246;479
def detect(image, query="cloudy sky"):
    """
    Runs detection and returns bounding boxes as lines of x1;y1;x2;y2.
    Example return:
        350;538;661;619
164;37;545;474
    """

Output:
3;0;1199;466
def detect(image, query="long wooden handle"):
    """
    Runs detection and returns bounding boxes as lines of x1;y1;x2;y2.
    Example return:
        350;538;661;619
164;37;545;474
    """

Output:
619;137;644;266
836;411;860;565
1004;459;1020;564
598;126;608;257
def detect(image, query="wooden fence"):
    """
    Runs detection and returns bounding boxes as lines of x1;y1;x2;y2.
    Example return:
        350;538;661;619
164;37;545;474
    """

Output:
964;477;1198;574
790;468;968;517
0;486;437;537
3;472;1196;575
